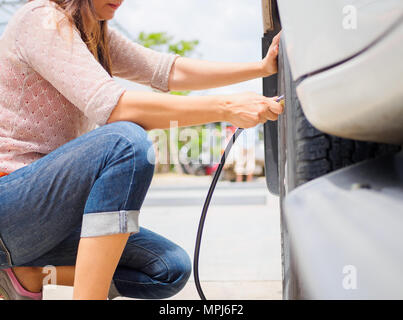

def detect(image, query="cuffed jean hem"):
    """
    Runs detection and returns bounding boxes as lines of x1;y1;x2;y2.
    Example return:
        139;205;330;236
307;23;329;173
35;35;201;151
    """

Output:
80;210;140;238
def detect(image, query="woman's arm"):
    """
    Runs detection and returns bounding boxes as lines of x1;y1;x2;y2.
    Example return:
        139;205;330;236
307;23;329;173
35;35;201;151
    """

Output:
108;27;178;93
106;32;283;130
168;58;266;91
107;91;225;130
168;32;281;91
106;91;283;131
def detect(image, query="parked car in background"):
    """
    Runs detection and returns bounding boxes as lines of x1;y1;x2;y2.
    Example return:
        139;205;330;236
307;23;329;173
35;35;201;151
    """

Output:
262;0;403;299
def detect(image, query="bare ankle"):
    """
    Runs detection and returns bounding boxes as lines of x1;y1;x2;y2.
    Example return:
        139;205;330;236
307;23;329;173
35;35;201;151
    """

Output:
12;267;43;293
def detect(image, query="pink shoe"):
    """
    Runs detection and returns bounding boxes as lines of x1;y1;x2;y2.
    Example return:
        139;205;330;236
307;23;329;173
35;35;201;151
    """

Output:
0;268;42;300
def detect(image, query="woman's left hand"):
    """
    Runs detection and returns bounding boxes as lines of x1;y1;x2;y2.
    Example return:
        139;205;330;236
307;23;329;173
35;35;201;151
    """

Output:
261;31;282;77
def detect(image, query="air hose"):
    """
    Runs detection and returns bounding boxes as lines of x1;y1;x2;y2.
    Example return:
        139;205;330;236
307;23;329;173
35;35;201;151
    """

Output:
193;95;284;300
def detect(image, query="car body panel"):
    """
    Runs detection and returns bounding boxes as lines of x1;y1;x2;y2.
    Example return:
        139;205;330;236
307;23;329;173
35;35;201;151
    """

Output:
277;0;403;81
296;18;403;144
283;151;403;299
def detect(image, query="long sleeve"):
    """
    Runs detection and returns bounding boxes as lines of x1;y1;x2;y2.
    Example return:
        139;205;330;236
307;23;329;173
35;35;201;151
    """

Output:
108;26;180;93
14;3;126;126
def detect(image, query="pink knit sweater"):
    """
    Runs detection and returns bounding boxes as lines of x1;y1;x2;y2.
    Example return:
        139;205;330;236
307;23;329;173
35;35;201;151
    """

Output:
0;0;179;174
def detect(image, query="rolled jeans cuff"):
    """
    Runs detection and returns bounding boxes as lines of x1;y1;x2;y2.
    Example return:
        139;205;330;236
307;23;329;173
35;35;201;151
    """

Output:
80;210;140;238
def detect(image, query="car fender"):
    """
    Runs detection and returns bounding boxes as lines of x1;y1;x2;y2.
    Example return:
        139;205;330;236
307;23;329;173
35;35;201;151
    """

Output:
277;0;403;81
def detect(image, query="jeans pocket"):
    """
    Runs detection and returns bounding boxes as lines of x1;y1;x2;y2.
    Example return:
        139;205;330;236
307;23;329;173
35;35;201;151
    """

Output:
0;235;12;268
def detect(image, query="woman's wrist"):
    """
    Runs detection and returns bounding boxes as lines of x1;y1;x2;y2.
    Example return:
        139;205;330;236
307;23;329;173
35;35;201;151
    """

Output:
260;60;277;78
214;95;231;123
249;61;271;79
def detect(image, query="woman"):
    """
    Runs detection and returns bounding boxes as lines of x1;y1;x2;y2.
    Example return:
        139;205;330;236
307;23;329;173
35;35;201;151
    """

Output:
0;0;282;300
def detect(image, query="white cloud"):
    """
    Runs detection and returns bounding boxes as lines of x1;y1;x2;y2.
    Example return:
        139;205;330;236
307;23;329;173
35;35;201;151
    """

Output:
114;0;264;95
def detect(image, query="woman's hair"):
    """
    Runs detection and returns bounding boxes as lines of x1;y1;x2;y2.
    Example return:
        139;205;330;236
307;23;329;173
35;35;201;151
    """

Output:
28;0;113;76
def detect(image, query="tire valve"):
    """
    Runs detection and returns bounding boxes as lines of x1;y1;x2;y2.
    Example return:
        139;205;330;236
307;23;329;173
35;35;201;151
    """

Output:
277;95;285;106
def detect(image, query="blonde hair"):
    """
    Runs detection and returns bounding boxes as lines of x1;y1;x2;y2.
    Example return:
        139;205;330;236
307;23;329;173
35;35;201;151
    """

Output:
28;0;113;76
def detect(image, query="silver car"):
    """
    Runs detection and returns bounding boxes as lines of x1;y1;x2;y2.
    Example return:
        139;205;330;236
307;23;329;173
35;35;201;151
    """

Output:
262;0;403;299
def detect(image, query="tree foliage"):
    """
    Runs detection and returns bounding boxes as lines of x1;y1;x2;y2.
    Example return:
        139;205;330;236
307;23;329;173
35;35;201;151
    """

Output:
137;31;199;57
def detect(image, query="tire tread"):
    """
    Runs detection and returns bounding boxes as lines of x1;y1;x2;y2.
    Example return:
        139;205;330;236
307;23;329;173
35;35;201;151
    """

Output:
293;98;400;185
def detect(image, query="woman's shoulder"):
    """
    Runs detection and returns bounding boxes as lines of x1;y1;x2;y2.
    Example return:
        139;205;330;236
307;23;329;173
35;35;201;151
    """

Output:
12;0;57;18
3;0;72;46
8;0;65;31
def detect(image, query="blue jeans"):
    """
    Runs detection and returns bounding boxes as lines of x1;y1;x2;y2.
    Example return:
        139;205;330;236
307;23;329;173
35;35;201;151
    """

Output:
0;121;191;299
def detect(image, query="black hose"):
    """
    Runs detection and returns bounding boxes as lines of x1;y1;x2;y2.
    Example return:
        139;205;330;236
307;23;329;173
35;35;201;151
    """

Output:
193;127;244;300
193;95;284;300
193;128;243;300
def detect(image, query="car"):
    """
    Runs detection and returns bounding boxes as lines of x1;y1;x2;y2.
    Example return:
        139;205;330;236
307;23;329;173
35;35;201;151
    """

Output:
262;0;403;299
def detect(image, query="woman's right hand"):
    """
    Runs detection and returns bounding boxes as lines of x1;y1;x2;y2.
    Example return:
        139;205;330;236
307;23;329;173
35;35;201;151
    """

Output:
220;92;284;128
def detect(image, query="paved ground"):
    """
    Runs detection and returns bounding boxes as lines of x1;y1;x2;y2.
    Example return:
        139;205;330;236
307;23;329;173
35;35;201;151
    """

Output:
43;173;282;300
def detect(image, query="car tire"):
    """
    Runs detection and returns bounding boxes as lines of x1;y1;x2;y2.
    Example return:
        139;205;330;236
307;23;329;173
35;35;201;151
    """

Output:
277;41;401;299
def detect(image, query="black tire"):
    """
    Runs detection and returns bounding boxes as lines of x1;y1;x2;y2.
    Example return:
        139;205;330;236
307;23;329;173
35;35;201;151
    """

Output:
277;41;401;299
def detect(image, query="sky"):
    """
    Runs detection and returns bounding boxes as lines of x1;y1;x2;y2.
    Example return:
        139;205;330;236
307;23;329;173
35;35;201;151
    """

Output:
113;0;265;96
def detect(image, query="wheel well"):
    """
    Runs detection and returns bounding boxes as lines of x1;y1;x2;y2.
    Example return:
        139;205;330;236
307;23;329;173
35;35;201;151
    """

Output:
262;0;281;195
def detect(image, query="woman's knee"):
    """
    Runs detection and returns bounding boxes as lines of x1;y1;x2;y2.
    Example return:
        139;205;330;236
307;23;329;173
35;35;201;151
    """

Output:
141;245;191;299
164;245;192;291
113;231;192;299
81;121;155;216
103;121;155;173
141;243;191;297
